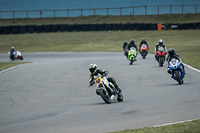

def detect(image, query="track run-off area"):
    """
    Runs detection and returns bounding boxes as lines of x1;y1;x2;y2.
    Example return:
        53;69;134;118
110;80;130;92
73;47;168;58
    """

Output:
0;52;200;133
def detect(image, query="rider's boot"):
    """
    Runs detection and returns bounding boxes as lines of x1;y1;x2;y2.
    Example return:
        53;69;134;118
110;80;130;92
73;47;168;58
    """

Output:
114;84;122;94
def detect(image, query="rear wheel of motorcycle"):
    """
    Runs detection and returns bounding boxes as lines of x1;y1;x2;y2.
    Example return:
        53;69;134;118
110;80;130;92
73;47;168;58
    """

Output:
99;89;111;104
117;93;123;102
175;71;182;85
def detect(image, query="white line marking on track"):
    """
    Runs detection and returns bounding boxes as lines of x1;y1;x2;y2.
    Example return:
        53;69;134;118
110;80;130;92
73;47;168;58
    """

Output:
184;64;200;73
0;65;22;74
153;118;200;127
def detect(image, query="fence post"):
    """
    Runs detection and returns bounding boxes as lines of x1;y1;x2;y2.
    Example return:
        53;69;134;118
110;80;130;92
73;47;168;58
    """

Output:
195;5;197;14
26;10;29;19
40;10;42;18
170;5;172;15
145;5;147;15
54;10;55;18
157;5;159;16
67;9;69;17
132;7;134;15
13;11;15;19
182;5;184;15
81;9;83;17
107;8;109;16
94;9;95;16
120;7;122;16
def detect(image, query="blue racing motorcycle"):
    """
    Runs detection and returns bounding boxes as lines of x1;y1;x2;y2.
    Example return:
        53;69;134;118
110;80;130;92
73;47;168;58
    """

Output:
169;58;185;85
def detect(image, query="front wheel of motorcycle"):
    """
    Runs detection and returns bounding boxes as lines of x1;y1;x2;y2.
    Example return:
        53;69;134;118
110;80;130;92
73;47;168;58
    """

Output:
20;56;23;60
159;61;164;67
175;71;182;85
10;56;14;61
130;57;134;65
99;89;111;104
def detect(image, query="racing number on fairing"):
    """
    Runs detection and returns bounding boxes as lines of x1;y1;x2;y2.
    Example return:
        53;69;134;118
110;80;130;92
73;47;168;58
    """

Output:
94;77;102;85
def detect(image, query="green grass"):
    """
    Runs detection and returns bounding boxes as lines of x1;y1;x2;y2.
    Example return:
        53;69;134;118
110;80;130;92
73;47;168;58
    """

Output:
0;30;200;69
0;62;29;71
0;14;200;26
110;119;200;133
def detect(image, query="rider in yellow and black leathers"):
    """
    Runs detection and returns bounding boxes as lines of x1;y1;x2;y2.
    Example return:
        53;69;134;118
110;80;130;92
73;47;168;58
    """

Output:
89;64;121;95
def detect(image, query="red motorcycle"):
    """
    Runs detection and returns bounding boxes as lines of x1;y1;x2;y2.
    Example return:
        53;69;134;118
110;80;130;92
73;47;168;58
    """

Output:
140;44;148;59
156;46;166;67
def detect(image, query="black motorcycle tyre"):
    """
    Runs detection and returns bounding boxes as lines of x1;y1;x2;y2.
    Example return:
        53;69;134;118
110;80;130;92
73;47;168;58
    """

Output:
99;89;111;104
130;57;134;65
10;55;15;61
158;57;164;67
175;71;183;85
20;56;23;60
142;51;147;59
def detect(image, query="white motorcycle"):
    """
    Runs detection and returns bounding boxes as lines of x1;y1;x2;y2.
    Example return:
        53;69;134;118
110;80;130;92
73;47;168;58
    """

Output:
89;72;123;104
8;50;23;61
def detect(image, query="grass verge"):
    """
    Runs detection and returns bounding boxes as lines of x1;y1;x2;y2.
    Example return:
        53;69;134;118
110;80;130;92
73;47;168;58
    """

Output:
0;30;199;69
110;119;200;133
0;62;29;72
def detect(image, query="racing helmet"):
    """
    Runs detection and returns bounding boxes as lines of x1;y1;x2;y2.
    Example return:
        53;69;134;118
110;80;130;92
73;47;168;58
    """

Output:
89;64;97;74
11;46;15;49
130;39;134;44
142;38;145;42
158;39;163;44
124;40;127;44
168;48;175;56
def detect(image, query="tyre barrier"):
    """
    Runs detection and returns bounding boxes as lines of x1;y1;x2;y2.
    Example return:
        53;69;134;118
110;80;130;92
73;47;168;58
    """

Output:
67;24;75;32
36;25;44;33
11;26;20;34
165;22;200;30
52;25;59;32
27;25;36;33
82;24;90;31
105;24;113;31
59;24;67;32
0;22;199;34
112;24;121;30
97;24;106;31
128;23;136;30
43;25;52;32
120;23;128;30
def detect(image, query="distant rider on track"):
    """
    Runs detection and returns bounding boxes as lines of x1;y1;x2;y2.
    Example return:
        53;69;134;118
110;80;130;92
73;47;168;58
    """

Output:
139;38;149;54
154;39;167;61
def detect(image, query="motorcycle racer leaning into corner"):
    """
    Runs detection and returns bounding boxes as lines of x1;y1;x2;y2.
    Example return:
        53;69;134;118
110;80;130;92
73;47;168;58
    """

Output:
166;48;186;75
154;39;167;61
89;64;122;95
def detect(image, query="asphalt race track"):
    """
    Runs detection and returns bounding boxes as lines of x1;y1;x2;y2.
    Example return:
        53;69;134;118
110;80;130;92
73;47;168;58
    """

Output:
0;52;200;133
